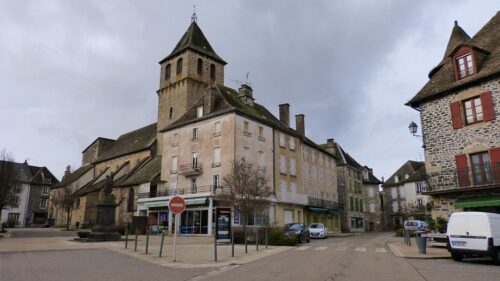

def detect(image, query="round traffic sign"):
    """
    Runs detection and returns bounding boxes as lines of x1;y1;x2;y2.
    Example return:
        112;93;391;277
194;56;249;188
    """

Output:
168;196;186;214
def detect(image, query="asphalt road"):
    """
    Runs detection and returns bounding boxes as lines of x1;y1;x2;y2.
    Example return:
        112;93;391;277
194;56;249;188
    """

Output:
7;228;77;238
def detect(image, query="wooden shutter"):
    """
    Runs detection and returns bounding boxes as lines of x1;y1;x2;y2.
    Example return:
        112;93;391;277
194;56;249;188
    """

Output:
455;154;470;187
450;101;463;129
489;147;500;184
481;91;496;121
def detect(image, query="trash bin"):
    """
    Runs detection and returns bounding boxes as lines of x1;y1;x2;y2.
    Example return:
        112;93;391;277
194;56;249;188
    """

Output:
414;231;427;254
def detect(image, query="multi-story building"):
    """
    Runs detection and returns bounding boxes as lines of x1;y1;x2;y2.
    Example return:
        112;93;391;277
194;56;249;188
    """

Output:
361;166;383;231
382;161;430;229
406;13;500;218
1;160;58;227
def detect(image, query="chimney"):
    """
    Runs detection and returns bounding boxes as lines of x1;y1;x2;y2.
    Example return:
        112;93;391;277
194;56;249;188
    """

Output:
65;165;71;176
279;103;290;127
238;84;254;106
203;88;216;115
327;138;334;143
295;114;305;136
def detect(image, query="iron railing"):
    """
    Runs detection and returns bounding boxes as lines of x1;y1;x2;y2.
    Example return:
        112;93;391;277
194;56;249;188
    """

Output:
178;163;203;176
138;185;218;199
277;191;308;205
308;197;343;210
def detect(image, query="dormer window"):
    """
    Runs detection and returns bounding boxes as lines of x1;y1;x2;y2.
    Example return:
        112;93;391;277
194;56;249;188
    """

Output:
456;53;474;79
197;106;203;118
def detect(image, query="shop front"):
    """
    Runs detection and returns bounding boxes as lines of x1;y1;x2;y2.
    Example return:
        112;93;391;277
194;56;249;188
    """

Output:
305;207;341;232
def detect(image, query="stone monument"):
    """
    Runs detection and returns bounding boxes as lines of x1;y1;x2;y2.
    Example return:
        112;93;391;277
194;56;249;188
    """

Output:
87;175;121;241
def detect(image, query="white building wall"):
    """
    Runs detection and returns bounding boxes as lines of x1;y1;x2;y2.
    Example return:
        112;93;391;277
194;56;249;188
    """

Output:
1;183;30;227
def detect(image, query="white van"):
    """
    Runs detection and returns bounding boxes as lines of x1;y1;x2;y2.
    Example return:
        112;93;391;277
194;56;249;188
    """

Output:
447;212;500;262
403;220;427;232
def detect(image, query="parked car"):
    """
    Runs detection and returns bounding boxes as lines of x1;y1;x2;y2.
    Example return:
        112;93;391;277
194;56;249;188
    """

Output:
403;220;427;232
309;223;328;239
447;212;500;262
284;223;310;243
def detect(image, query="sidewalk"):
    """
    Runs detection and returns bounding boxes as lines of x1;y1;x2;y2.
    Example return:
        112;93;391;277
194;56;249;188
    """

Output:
0;233;290;268
387;238;450;259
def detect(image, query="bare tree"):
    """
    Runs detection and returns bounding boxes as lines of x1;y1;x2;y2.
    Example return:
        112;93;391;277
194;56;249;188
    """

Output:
216;159;272;251
0;150;22;228
400;201;427;220
52;185;76;230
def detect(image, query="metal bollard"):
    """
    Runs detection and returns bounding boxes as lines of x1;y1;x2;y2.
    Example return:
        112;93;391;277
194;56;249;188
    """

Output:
265;229;268;249
134;229;138;252
256;229;259;251
159;230;165;257
125;228;129;249
145;228;150;254
214;231;218;262
231;229;235;257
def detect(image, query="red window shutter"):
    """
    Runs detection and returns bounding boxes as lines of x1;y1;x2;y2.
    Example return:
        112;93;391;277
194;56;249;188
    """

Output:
455;154;470;187
450;101;463;129
481;92;495;121
489;147;500;184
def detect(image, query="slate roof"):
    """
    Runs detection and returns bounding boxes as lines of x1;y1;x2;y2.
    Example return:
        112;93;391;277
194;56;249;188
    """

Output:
54;164;93;188
115;156;162;187
160;84;336;159
407;12;500;107
0;160;59;185
73;167;109;196
362;167;383;185
405;165;427;183
382;160;425;187
93;123;157;163
323;142;363;170
160;21;226;65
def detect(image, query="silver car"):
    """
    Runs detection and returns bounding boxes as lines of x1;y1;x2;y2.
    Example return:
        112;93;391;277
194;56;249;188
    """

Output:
309;223;328;239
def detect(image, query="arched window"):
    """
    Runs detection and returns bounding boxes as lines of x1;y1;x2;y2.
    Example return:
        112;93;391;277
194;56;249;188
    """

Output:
165;64;171;80
169;107;173;119
197;58;203;75
210;64;216;80
127;188;135;212
176;58;183;75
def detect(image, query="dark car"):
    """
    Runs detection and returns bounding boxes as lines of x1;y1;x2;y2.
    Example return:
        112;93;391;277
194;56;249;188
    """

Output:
284;223;310;243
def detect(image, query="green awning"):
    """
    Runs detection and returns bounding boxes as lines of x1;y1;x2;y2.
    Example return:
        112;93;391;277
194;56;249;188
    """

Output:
308;207;329;213
454;197;500;209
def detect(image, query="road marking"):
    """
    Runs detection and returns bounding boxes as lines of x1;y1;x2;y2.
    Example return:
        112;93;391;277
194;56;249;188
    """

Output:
354;247;366;252
375;248;387;253
335;246;347;251
295;246;310;251
189;264;240;281
314;246;328;251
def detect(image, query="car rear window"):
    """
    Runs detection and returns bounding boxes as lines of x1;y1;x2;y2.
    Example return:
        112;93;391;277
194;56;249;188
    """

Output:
310;224;321;228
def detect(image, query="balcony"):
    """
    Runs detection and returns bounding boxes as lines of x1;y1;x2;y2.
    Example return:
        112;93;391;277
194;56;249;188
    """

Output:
308;197;343;210
425;163;500;193
138;185;218;199
277;191;308;205
178;163;203;176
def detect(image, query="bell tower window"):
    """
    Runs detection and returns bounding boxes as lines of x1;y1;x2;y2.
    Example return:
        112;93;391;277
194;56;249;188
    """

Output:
165;64;171;80
176;58;183;75
210;64;216;80
197;58;203;75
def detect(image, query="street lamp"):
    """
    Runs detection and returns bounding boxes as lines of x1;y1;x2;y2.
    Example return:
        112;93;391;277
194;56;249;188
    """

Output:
408;121;425;148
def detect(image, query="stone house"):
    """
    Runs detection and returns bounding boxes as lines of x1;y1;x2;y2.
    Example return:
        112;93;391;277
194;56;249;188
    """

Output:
361;166;383;231
382;161;429;230
1;160;58;227
406;13;500;218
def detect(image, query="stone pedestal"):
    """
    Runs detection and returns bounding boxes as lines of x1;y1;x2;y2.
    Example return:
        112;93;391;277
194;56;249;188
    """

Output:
87;196;121;241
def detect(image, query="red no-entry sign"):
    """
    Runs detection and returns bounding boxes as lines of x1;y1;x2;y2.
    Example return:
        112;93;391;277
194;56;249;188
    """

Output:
168;196;186;214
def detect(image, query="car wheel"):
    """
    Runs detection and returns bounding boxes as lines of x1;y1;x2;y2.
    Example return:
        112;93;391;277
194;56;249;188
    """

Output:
297;236;301;244
492;250;500;264
451;253;463;261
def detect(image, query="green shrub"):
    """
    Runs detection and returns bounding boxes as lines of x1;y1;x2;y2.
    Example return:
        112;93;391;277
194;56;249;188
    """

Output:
394;228;404;237
425;217;436;231
436;217;448;233
268;228;296;246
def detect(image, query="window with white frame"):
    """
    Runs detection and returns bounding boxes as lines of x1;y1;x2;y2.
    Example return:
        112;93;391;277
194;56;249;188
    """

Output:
171;156;178;173
290;158;296;176
280;181;287;201
392;201;399;212
191;178;197;193
258;151;265;168
289;137;295;150
213;175;220;188
243;121;249;132
258;126;264;140
279;155;287;174
192;152;198;168
399;186;405;198
279;133;285;147
213;147;221;166
417;198;423;207
416;181;427;194
197;106;203;118
213;121;221;136
170;180;177;192
290;182;297;201
391;188;397;199
40;198;48;209
368;187;374;198
192;128;198;141
42;186;49;195
369;203;375;213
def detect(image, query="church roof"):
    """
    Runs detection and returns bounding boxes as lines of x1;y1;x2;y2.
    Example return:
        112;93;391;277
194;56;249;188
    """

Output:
115;156;162;187
54;164;93;188
160;21;226;65
407;11;500;107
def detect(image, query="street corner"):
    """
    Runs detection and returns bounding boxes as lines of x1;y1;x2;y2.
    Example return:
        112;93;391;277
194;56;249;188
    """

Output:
387;240;451;259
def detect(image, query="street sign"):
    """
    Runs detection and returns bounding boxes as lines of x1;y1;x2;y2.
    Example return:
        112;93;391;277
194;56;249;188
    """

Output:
168;196;185;214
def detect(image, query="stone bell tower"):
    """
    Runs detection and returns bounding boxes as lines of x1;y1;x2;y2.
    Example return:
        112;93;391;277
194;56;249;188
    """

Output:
156;14;226;151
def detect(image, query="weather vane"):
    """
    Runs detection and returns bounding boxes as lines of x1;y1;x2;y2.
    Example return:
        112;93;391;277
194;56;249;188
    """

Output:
191;4;197;23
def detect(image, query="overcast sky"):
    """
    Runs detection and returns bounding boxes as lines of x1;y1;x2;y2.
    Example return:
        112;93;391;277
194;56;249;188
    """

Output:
0;1;498;180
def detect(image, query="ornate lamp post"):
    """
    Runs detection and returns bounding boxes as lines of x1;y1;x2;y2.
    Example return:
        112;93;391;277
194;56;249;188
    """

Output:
408;121;425;148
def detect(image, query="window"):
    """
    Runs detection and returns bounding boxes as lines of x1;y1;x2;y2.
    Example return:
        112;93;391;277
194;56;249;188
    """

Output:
213;175;220;188
210;64;216;80
258;151;265;168
368;187;374;198
197;58;203;75
279;155;287;174
290;158;296;176
172;133;179;146
197;106;203;118
471;152;492;185
369;203;375;213
213;147;221;166
165;64;171;80
289;137;295;150
169;107;173;119
416;181;427;194
213;122;221;136
258;126;265;141
7;213;20;224
243;147;250;162
280;181;287;201
405;174;409;180
40;198;48;209
392;201;399;212
394;175;399;183
391;188;398;199
192;128;198;141
171;156;178;173
399;186;405;198
191;178;197;193
360;199;364;212
127;188;135;212
42;186;49;195
463;97;483;124
176;58;183;74
417;198;423;207
456;53;474;79
192;152;198;168
350;197;354;211
279;133;285;147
